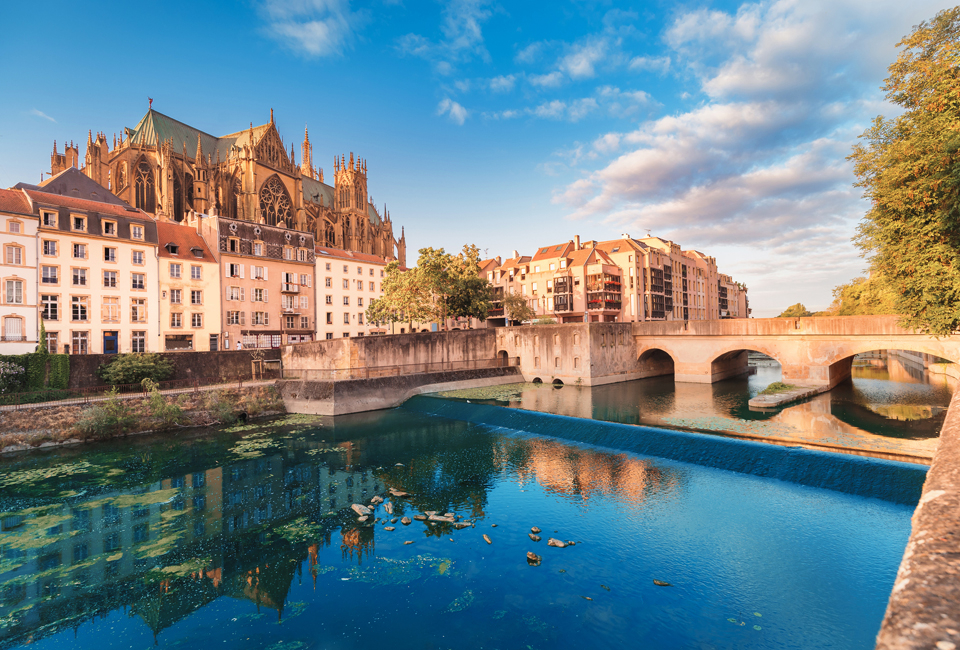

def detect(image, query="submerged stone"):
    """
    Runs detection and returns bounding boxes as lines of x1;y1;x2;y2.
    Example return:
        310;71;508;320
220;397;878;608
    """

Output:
401;517;412;525
483;534;492;544
351;504;372;517
526;552;542;566
529;534;541;542
531;527;541;534
547;538;566;548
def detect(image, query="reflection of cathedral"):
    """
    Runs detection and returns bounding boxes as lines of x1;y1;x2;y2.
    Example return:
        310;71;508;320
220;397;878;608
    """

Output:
51;106;406;265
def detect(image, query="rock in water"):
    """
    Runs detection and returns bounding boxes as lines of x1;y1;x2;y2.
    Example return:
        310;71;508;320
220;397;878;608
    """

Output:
413;514;427;521
351;504;372;517
582;596;593;601
384;502;394;515
391;517;399;524
384;526;396;531
401;517;412;526
404;540;414;545
529;534;541;542
547;538;567;548
601;585;611;591
491;524;498;528
370;496;384;505
526;552;542;566
483;534;492;545
453;521;472;529
653;579;672;587
358;516;369;522
531;527;541;534
425;511;437;516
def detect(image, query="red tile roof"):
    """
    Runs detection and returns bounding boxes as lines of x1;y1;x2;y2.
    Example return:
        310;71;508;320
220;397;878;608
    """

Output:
156;221;217;263
531;242;574;262
499;256;531;270
314;245;388;265
24;189;148;219
0;189;31;216
479;258;500;274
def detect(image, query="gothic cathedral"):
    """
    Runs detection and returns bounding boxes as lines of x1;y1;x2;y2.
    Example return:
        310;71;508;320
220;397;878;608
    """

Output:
50;107;406;266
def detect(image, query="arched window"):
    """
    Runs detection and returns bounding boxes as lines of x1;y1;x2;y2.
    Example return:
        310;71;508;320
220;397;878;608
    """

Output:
259;176;292;226
325;222;336;247
134;161;155;212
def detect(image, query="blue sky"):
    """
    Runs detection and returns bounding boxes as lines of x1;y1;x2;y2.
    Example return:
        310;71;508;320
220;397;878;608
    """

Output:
0;0;947;316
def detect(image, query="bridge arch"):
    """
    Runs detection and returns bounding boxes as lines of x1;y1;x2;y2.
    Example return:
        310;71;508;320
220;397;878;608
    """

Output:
707;344;783;383
815;343;959;389
636;347;676;379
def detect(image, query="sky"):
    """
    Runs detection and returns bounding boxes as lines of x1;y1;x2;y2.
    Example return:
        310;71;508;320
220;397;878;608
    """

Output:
0;0;948;316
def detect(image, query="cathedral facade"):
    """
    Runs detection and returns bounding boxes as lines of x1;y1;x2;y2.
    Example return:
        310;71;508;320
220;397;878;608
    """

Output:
50;107;406;266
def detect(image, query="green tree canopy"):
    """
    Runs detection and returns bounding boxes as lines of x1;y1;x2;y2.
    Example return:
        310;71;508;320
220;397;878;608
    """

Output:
850;7;960;335
777;303;813;318
97;353;174;386
366;245;492;331
829;275;899;316
503;291;535;323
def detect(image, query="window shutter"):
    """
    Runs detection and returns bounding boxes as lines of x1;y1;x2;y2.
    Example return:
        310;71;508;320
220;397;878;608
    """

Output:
263;289;269;303
240;288;245;301
240;311;245;325
239;265;244;278
264;313;269;325
263;267;268;281
224;264;230;278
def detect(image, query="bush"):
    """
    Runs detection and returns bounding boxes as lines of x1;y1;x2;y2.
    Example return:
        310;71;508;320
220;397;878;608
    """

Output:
758;382;797;395
141;379;185;429
204;390;238;425
0;360;27;395
98;353;174;386
76;389;138;438
48;355;69;389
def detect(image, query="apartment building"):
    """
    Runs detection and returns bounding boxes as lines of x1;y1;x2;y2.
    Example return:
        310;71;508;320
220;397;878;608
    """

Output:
199;216;315;350
315;245;386;338
17;169;160;354
157;220;222;351
0;190;38;353
483;233;748;324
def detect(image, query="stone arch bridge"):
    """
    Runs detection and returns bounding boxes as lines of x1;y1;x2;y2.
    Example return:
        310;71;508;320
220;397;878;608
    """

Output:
495;315;960;388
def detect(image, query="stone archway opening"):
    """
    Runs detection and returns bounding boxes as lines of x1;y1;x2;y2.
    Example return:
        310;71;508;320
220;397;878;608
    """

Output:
532;377;543;384
637;348;675;379
710;350;781;383
834;348;956;388
552;379;564;387
497;350;509;367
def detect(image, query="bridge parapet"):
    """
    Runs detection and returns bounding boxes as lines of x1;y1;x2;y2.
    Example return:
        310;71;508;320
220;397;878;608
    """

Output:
632;315;913;337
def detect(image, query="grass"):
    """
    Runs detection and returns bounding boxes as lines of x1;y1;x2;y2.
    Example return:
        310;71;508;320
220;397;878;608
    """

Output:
757;381;798;395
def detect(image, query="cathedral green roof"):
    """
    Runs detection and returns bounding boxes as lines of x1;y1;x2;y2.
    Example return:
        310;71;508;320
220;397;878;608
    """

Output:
368;203;381;226
301;175;334;208
127;109;238;162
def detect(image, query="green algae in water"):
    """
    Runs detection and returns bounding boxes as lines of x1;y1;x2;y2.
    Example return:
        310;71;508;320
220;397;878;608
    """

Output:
434;383;538;402
446;589;474;612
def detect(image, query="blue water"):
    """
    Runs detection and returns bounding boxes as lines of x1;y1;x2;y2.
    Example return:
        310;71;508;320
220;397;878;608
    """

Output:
0;407;915;650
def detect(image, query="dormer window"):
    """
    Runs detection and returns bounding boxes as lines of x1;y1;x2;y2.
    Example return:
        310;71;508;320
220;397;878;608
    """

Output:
166;243;180;255
229;237;239;253
253;242;263;256
103;221;117;236
72;216;86;231
191;247;203;258
42;212;56;227
131;225;144;240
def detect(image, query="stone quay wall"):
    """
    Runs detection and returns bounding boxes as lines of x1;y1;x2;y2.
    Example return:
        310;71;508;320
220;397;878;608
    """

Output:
875;386;960;650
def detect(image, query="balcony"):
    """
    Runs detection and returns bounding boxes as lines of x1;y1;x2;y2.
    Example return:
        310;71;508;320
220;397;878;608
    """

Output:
1;335;26;342
488;307;505;318
282;283;300;293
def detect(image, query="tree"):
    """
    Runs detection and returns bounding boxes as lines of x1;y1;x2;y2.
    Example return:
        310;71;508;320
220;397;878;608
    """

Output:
850;7;960;335
97;353;174;385
368;245;492;331
503;291;535;324
777;303;813;318
829;275;899;316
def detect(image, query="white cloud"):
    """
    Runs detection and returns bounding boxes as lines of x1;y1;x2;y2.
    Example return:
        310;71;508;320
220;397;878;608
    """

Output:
529;71;564;88
560;38;609;79
553;0;949;312
515;41;546;64
397;0;493;72
488;74;516;93
29;109;56;123
628;55;670;74
437;98;468;125
533;100;567;120
260;0;366;57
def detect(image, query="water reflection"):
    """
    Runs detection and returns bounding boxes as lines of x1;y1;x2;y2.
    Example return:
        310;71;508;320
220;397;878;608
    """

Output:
437;355;956;462
0;408;913;650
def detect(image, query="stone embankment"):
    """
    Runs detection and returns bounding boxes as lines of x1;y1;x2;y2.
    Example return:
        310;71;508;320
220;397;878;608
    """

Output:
0;384;284;454
876;387;960;650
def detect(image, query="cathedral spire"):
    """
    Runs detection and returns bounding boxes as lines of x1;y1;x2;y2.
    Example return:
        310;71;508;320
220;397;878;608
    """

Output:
270;108;274;124
196;134;203;163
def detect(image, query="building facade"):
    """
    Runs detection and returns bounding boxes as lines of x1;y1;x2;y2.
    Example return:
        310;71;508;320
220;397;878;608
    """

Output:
197;215;315;350
0;190;38;353
16;169;160;354
315;246;386;339
49;107;406;266
156;220;222;352
483;233;749;325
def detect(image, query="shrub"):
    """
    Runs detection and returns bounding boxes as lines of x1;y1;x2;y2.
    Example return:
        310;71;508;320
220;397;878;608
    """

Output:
76;389;137;438
141;379;185;429
98;353;174;386
0;360;27;395
48;355;69;390
758;382;797;395
204;390;238;425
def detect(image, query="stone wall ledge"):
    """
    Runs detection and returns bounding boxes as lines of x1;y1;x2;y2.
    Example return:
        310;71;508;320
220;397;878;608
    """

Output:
876;387;960;650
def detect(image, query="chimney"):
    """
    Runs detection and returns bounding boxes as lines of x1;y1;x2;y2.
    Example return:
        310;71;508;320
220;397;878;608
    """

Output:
621;233;631;240
495;256;501;265
574;235;581;250
511;250;519;259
